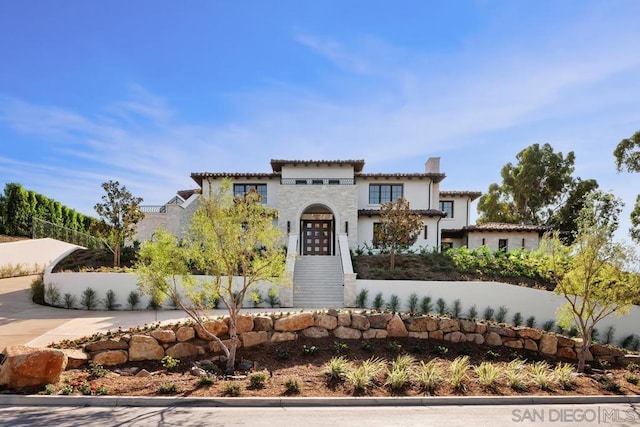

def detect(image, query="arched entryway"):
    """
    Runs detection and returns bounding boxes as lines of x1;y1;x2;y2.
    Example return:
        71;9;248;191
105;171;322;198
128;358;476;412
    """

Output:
300;204;335;255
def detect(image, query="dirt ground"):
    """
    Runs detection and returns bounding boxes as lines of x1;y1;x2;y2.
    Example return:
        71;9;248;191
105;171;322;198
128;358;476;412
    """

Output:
37;336;640;398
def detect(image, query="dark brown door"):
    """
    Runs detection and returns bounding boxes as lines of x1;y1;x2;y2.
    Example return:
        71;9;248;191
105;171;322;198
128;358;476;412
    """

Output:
303;220;331;255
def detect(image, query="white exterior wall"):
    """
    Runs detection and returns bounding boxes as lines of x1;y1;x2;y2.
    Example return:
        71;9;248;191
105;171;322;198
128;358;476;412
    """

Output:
356;178;433;210
439;196;472;229
281;164;354;179
357;216;439;251
135;195;200;242
467;231;541;251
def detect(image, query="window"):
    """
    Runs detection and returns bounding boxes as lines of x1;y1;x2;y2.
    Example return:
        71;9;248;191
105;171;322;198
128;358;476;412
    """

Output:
439;200;454;218
369;184;403;204
372;222;383;248
328;179;340;185
311;179;323;185
441;242;453;251
498;239;508;252
423;225;428;239
233;184;267;203
481;238;486;246
295;179;307;185
522;238;526;249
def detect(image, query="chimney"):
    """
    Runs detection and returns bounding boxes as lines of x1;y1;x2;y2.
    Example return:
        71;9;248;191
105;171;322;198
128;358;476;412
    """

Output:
425;157;440;174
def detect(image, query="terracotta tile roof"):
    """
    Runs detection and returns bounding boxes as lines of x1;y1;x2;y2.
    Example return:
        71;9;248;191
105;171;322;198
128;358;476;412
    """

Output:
190;172;279;186
463;222;550;234
439;190;482;201
357;173;446;183
270;159;365;173
358;209;446;218
176;189;200;200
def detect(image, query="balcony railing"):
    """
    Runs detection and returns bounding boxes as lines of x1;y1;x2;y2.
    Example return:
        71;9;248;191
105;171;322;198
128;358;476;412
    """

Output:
139;205;167;214
281;178;355;185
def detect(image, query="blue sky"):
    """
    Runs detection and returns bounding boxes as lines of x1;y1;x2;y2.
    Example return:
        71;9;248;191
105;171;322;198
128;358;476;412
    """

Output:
1;1;639;240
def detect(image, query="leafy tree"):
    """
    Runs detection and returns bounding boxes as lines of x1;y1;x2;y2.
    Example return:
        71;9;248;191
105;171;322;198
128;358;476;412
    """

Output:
614;130;640;242
477;143;596;236
537;191;640;372
94;180;144;267
136;180;286;374
373;197;424;269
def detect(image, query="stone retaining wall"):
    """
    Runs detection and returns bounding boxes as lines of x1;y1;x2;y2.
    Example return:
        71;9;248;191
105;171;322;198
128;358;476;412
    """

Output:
77;311;630;368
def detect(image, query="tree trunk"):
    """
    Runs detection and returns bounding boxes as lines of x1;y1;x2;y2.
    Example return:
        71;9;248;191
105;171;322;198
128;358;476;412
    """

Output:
226;314;238;374
390;250;396;270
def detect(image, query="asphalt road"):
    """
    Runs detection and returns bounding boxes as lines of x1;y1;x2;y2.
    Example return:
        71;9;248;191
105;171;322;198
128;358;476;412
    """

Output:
1;404;639;427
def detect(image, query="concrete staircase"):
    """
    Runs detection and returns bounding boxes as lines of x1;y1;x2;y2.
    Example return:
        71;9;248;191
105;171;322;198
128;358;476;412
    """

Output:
293;256;344;308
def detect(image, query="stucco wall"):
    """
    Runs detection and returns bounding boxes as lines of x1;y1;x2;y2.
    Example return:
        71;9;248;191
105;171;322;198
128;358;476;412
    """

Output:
281;164;354;179
439;196;472;230
135;195;200;242
356;216;439;251
467;231;541;251
356;178;433;210
356;279;640;341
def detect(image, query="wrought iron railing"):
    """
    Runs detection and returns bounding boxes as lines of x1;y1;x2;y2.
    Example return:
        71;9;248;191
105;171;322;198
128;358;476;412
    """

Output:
32;217;105;249
139;205;167;213
280;178;355;185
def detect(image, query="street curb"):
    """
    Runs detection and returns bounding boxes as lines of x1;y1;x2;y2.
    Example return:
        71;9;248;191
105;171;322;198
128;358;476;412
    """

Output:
1;395;640;408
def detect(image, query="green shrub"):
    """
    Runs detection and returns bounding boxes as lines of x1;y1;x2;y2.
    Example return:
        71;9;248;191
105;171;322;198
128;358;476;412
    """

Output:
385;356;415;391
542;320;555;332
197;376;216;387
505;359;528;391
598;376;620;393
420;296;432;314
63;293;76;309
88;362;109;378
284;377;301;394
407;293;418;314
525;316;536;328
222;382;243;396
449;356;470;392
249;371;268;389
624;373;639;385
275;348;291;360
127;291;140;310
80;287;98;310
249;289;263;308
373;292;385;311
103;289;118;310
267;287;280;308
415;359;442;393
451;299;462;318
512;312;523;327
355;289;369;308
322;356;351;380
361;341;375;352
388;294;400;313
45;283;61;306
530;361;555;391
346;357;386;390
483;307;494;321
431;345;448;356
436;298;447;315
30;276;45;305
604;326;616;345
43;384;56;395
474;362;501;390
467;305;478;320
302;345;319;355
384;341;402;354
158;382;177;394
553;363;576;390
333;341;349;353
495;306;508;323
161;355;180;370
147;296;162;310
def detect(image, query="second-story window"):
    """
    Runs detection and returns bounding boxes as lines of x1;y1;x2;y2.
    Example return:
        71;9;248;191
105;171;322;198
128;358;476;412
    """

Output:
234;184;267;203
439;200;454;218
369;184;403;204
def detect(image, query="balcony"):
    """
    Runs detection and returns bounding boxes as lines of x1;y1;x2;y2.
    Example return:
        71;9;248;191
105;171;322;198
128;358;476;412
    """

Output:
281;178;355;185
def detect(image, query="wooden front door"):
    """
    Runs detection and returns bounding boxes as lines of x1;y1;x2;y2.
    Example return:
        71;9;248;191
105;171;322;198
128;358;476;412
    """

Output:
302;220;331;255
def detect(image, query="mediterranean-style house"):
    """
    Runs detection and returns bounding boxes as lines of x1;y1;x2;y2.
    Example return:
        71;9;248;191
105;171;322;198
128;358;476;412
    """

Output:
136;157;547;254
134;158;547;307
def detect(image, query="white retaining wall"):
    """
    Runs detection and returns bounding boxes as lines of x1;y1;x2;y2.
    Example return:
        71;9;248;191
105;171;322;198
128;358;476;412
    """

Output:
356;280;640;342
0;238;81;273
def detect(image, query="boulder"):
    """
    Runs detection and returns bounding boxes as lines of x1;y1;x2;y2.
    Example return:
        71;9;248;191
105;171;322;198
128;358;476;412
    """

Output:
444;331;466;343
576;348;594;362
274;313;314;332
386;314;409;337
92;350;128;366
165;343;200;359
367;313;391;329
337;312;351;326
556;335;575;348
517;327;543;340
439;319;460;333
484;332;502;346
226;315;254;334
302;327;329;339
85;338;128;353
539;335;558;355
209;338;239;352
176;326;195;342
241;331;268;347
459;320;477;333
363;329;388;339
429;330;444;340
408;332;430;340
475;323;488;334
128;335;164;361
0;346;67;389
151;329;176;344
315;313;338;330
523;339;538;352
333;326;362;340
270;332;297;343
589;344;611;356
195;320;229;340
60;349;88;369
350;314;370;331
503;339;523;349
488;325;516;338
407;316;439;332
556;346;577;360
466;333;485;345
253;316;274;331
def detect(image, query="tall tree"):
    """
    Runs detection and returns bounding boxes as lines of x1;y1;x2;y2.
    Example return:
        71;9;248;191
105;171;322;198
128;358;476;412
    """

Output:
373;197;424;269
136;180;286;374
614;130;640;242
477;143;598;237
537;191;640;372
94;180;144;267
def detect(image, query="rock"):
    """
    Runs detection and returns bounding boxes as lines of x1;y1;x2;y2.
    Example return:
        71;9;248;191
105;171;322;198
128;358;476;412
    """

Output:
459;320;477;333
523;339;538;351
596;355;616;364
91;350;128;366
337;312;351;326
484;332;502;346
327;309;339;317
556;346;577;360
176;326;195;342
576;348;594;362
226;315;254;334
315;314;338;330
350;314;370;331
135;369;152;378
589;344;611;356
444;331;466;343
439;319;460;333
253;316;274;331
59;349;88;369
503;339;523;349
270;332;297;343
367;313;391;329
115;367;139;376
128;335;164;361
610;347;625;357
517;327;543;340
238;360;253;371
150;329;176;344
488;325;516;338
466;333;484;345
539;335;558;355
386;314;409;337
363;329;388;339
85;338;128;353
195;320;229;340
429;330;444;340
241;331;268;347
475;323;488;334
0;346;68;389
408;332;430;339
191;367;207;377
209;339;239;353
556;335;575;348
166;343;200;359
274;313;314;332
302;327;329;339
407;316;439;332
333;326;362;340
